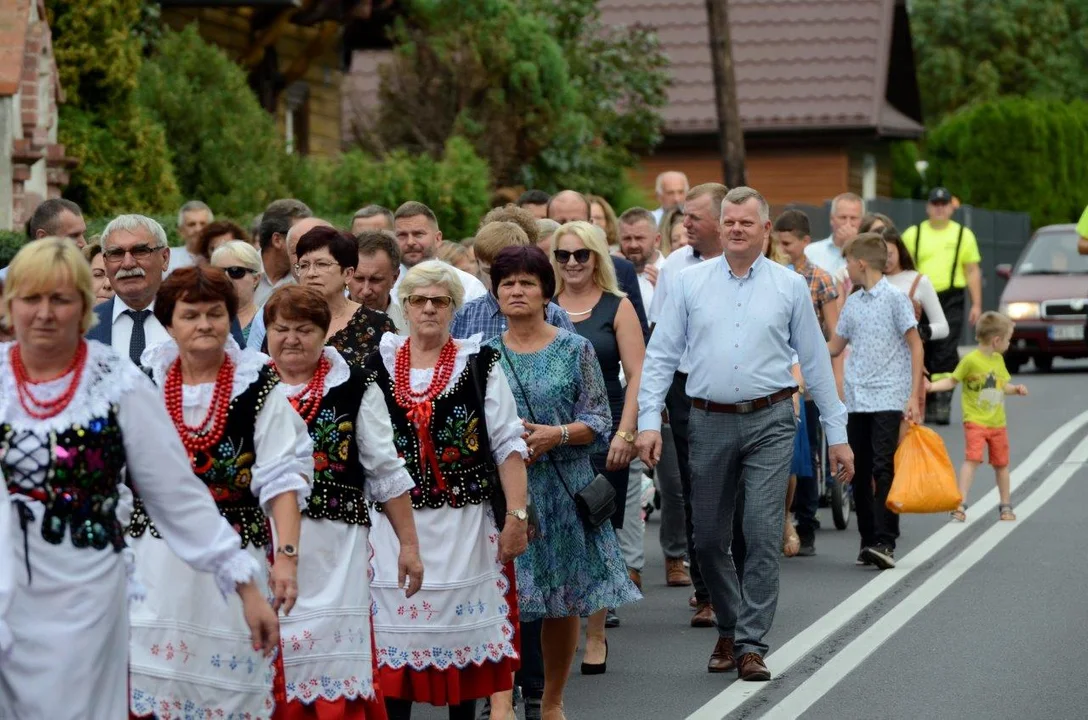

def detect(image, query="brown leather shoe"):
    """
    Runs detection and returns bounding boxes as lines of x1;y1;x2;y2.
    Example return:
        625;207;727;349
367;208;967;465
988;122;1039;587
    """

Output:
666;558;692;587
738;652;771;681
628;567;643;592
707;636;735;673
691;602;715;628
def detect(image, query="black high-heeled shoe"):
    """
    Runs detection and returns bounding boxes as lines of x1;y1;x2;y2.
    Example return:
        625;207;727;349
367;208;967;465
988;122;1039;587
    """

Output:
580;639;608;675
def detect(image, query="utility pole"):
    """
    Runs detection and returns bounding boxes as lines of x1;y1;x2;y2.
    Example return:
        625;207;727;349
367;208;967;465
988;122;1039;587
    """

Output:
705;0;747;188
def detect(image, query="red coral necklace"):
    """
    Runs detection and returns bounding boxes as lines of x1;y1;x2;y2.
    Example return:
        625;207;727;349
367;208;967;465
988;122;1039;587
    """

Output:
393;338;458;488
271;355;330;425
164;355;234;469
10;341;88;420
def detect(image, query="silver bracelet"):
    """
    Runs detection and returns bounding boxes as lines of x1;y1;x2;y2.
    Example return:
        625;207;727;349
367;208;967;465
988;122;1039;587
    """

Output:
559;424;569;446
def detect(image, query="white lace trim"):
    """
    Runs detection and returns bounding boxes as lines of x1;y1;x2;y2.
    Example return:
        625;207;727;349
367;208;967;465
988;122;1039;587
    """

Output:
213;548;262;599
0;340;147;434
287;672;377;705
365;468;416;503
276;346;352;398
258;473;311;512
377;332;483;393
142;337;270;402
493;436;530;464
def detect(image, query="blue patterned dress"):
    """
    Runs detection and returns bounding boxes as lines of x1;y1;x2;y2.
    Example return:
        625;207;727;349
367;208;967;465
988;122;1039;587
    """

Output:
486;329;641;621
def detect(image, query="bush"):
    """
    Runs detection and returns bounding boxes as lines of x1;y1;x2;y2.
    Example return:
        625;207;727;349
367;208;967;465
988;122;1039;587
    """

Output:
60;105;181;217
926;98;1088;227
135;25;290;217
0;231;24;268
890;141;926;200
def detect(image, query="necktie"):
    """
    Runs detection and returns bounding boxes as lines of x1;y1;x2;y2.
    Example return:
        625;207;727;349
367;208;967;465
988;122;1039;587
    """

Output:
125;309;152;367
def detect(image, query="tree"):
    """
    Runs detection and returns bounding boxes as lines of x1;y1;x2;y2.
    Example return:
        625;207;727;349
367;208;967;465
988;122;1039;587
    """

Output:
357;0;668;203
910;0;1088;123
46;0;179;215
135;25;290;217
705;0;746;187
927;98;1088;227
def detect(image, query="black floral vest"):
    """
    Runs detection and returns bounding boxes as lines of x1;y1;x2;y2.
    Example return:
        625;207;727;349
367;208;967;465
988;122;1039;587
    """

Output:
1;410;127;552
370;347;499;511
290;366;375;527
128;366;280;549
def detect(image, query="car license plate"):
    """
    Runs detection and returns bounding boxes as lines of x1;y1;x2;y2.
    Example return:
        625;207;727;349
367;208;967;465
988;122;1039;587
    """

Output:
1049;325;1085;341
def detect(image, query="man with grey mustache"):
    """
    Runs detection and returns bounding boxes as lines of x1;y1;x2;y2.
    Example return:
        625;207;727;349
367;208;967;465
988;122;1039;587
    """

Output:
87;215;175;365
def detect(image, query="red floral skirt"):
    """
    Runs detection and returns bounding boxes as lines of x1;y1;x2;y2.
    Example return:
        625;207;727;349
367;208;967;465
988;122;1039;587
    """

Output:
378;561;521;706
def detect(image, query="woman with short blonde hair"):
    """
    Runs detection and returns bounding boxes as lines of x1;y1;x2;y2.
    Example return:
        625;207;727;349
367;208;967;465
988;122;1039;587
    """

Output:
4;236;97;332
211;240;264;345
396;259;466;312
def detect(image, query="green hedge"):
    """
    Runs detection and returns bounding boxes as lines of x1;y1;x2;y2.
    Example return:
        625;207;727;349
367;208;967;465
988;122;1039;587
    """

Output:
927;98;1088;227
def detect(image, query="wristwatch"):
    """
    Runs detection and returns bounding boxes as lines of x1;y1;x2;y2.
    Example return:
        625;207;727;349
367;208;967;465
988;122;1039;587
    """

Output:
616;430;636;443
276;544;299;558
506;508;529;522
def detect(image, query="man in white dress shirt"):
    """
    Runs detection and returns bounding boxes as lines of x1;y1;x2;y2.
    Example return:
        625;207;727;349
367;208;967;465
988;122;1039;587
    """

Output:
391;201;486;302
254;199;311;307
166;200;213;274
637;186;853;682
650;171;690;226
803;192;864;284
618;207;666;311
349;230;407;334
89;215;173;363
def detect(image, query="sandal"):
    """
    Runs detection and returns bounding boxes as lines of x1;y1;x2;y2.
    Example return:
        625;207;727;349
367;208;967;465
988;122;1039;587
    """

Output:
951;505;967;522
999;504;1016;521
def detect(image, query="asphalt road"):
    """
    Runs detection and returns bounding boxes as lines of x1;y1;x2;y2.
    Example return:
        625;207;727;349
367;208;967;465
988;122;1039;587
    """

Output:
414;358;1088;720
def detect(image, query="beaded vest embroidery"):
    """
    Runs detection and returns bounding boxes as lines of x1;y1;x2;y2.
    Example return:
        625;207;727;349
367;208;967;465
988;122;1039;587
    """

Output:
372;347;499;511
299;366;375;526
128;366;280;549
1;409;127;552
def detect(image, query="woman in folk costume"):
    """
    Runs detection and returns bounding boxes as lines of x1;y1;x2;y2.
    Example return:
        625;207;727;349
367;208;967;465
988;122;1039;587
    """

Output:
264;285;424;720
128;265;312;719
366;261;530;720
0;238;279;720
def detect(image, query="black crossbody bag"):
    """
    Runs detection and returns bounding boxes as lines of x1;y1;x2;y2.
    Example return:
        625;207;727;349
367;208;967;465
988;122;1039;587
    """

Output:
467;357;539;535
499;343;617;529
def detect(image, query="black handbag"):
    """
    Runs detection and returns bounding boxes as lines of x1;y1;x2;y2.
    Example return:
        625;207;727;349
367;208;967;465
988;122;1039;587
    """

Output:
467;355;539;535
499;343;617;529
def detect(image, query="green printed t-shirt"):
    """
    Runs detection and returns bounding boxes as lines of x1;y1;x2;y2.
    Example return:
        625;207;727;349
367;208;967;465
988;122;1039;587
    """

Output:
902;221;982;292
952;349;1010;428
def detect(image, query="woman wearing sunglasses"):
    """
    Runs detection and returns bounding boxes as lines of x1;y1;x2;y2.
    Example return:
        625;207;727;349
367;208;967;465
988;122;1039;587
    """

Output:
211;240;263;346
366;260;530;720
551;221;646;668
294;227;397;367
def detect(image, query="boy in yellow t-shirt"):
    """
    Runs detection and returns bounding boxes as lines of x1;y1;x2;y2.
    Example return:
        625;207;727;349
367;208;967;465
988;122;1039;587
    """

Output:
926;312;1028;522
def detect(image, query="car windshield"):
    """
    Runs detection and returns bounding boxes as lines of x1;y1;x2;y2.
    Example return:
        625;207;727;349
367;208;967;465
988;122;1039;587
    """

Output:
1016;230;1088;275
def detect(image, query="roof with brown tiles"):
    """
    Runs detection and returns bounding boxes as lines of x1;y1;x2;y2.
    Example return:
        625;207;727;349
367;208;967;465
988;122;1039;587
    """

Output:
598;0;923;136
0;0;30;96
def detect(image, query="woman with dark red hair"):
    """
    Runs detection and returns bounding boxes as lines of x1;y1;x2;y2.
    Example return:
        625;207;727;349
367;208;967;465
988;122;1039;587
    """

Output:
127;265;313;719
294;226;396;367
265;284;423;720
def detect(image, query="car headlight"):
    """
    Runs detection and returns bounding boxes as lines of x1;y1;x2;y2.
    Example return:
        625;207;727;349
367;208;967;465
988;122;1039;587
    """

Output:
1000;302;1040;320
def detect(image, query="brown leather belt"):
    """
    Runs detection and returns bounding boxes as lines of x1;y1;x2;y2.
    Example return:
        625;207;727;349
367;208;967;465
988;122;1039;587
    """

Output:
691;387;798;415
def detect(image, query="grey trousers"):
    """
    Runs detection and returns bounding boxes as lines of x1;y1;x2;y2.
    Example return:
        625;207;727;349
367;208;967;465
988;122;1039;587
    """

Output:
688;399;795;658
655;424;688;559
616;460;646;571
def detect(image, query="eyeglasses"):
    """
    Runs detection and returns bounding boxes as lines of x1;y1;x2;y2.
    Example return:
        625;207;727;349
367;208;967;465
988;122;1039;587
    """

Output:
406;294;454;309
222;266;257;280
554;249;592;265
102;245;165;263
294;260;340;274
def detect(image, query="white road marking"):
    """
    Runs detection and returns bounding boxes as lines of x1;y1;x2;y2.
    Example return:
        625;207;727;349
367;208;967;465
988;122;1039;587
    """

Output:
686;408;1088;720
761;431;1088;719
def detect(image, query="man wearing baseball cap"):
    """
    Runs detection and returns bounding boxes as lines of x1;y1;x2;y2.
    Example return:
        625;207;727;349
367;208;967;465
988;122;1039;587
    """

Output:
902;187;983;424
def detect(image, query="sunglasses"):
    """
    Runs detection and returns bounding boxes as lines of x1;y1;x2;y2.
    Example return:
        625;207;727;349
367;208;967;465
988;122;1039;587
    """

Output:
222;266;256;280
406;294;454;309
554;249;592;265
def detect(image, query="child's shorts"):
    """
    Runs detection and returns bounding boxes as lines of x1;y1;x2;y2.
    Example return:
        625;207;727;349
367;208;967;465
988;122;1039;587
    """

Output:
964;422;1009;467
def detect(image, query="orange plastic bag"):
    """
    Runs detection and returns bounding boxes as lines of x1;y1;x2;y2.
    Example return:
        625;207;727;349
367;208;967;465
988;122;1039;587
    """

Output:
886;423;962;514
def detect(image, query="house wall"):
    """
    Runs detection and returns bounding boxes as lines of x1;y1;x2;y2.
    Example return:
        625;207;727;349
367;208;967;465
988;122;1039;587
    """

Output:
163;8;344;157
0;96;13;230
636;145;851;207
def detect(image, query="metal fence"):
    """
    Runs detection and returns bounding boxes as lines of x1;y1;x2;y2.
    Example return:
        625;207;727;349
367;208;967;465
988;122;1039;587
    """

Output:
776;198;1034;344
